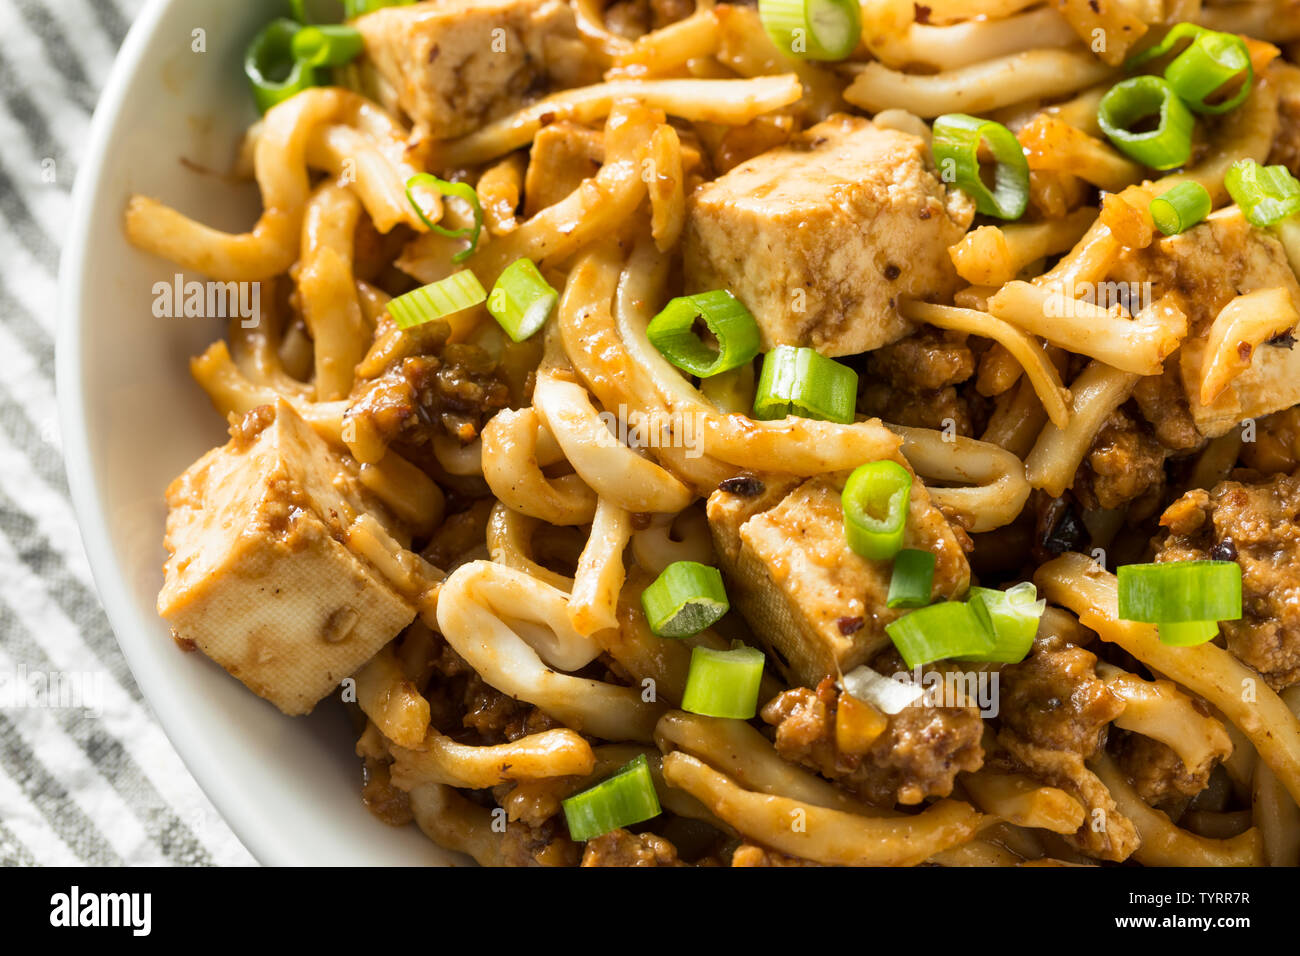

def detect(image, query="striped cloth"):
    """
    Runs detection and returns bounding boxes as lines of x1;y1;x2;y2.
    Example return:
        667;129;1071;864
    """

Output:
0;0;253;866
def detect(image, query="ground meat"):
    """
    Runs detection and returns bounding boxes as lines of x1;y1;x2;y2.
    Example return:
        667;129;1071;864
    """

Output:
1072;408;1167;517
997;733;1141;862
1131;366;1206;454
419;498;494;569
462;677;563;742
1240;406;1300;475
993;622;1138;861
360;754;413;826
859;381;976;436
425;638;561;744
1114;732;1210;809
761;677;985;806
500;817;580;867
858;327;980;436
867;327;976;391
1155;474;1300;690
730;843;821;867
346;344;511;450
998;628;1124;758
581;829;686;867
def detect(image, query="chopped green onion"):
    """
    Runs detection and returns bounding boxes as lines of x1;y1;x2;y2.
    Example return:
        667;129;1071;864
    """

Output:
1097;76;1195;171
964;582;1045;663
487;259;557;342
245;19;317;114
757;0;861;61
641;561;730;639
885;601;995;670
1164;30;1253;115
387;270;487;330
681;644;766;719
752;345;857;423
1117;560;1243;623
1124;22;1206;71
931;114;1030;220
561;754;661;842
344;0;416;16
1225;160;1300;228
1158;620;1222;646
842;460;912;561
289;0;346;24
291;24;364;67
646;291;762;378
886;549;935;609
405;173;485;264
1150;181;1212;235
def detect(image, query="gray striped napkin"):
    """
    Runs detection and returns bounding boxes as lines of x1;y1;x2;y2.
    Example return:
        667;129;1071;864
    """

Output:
0;0;254;866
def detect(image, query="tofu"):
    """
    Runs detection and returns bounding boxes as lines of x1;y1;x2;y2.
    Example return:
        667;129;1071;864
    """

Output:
523;122;603;217
683;115;974;358
356;0;598;140
1178;336;1300;438
708;470;970;686
158;401;416;715
1112;208;1300;437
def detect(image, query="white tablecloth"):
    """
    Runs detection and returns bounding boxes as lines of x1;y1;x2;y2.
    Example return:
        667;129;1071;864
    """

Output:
0;0;253;866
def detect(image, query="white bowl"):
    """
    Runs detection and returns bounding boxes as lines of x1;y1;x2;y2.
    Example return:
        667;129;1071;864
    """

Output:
58;0;453;866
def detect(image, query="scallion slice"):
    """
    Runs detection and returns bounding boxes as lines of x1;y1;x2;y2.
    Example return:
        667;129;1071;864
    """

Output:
1097;76;1195;171
931;114;1030;220
757;0;861;62
1164;30;1253;115
641;561;730;639
885;601;995;670
1225;160;1300;228
842;460;912;561
1150;181;1212;235
291;24;364;67
1159;620;1223;647
387;270;487;330
964;582;1045;663
1117;560;1242;623
752;345;857;423
245;19;317;114
681;644;766;719
561;754;662;842
886;548;935;609
405;173;485;264
487;259;557;342
646;291;761;378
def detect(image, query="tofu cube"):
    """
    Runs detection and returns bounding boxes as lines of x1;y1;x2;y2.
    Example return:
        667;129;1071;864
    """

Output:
708;471;970;685
683;115;974;357
356;0;598;140
158;401;416;715
1112;208;1300;437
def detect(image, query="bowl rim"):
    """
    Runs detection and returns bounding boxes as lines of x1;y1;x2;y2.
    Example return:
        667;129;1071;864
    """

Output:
57;0;291;867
